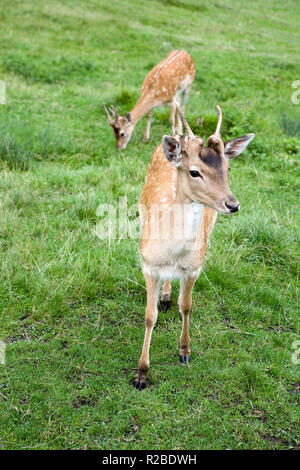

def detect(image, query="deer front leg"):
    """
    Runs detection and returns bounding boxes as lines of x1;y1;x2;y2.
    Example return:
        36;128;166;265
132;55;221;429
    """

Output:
170;99;176;135
160;279;172;312
134;273;160;390
178;275;197;364
143;110;152;142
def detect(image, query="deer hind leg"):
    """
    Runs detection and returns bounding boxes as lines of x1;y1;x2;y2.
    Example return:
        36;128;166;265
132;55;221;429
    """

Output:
170;99;176;135
175;92;183;135
178;274;197;364
181;83;192;110
160;279;172;312
175;108;182;135
134;273;160;390
176;85;191;135
143;110;152;142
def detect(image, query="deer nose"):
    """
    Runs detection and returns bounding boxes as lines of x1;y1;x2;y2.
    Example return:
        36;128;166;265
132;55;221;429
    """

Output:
225;200;240;213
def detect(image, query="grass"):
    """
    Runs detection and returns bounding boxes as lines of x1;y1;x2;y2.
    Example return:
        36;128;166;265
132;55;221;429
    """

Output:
280;112;300;138
0;0;299;450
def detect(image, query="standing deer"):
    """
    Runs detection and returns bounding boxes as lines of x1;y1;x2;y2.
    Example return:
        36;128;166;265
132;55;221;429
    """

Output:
133;104;254;389
104;50;195;149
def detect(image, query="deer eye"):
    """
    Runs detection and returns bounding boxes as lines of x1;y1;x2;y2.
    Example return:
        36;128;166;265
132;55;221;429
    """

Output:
190;170;203;179
120;131;125;138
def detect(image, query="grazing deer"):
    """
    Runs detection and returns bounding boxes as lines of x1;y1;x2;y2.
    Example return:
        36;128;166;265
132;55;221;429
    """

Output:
133;104;254;389
104;50;195;149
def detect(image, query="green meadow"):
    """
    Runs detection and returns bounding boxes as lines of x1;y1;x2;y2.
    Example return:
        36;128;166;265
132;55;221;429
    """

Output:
0;0;299;450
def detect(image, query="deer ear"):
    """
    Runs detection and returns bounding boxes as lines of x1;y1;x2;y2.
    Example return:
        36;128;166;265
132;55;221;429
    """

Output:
125;112;131;124
224;133;255;159
162;136;182;167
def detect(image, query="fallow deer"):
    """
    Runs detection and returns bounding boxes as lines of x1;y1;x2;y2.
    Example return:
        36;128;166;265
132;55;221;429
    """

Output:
104;50;195;149
133;104;254;389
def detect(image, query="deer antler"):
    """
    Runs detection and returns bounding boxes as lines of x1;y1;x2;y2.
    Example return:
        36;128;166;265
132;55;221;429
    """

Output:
215;105;222;137
208;105;223;148
174;100;194;138
210;105;222;139
103;104;114;124
110;105;119;122
104;104;120;124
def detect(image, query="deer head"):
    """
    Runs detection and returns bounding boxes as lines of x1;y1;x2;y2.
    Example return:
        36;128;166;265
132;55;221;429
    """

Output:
104;105;134;150
162;104;254;214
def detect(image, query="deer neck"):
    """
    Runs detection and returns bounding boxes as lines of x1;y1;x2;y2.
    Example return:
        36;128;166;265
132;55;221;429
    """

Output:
131;92;153;124
175;169;195;206
170;169;205;237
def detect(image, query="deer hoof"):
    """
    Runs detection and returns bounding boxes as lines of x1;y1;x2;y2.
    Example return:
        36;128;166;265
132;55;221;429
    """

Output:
133;380;146;391
160;299;171;312
179;354;190;364
133;369;147;390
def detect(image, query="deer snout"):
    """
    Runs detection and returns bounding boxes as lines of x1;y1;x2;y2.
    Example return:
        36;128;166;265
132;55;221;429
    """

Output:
117;142;126;150
224;196;240;214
